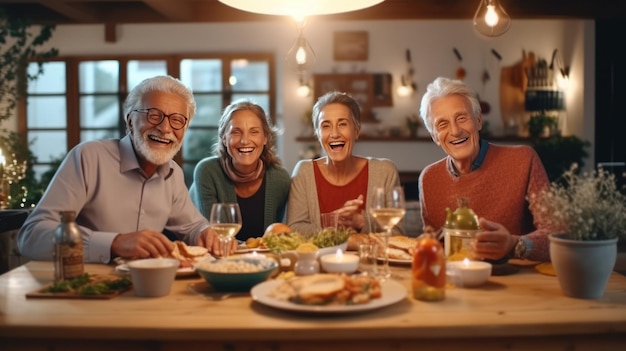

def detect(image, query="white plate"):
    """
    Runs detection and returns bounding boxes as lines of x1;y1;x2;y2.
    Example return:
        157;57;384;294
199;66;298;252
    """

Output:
235;247;271;254
115;264;198;278
251;279;407;314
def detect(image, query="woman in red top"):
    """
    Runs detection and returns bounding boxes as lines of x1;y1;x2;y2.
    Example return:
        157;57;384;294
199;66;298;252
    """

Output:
287;92;400;236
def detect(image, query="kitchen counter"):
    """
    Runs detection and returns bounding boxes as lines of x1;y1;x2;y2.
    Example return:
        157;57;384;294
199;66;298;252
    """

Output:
1;260;625;351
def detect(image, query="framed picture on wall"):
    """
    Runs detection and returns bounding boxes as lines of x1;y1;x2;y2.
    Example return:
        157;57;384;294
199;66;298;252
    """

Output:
333;31;368;61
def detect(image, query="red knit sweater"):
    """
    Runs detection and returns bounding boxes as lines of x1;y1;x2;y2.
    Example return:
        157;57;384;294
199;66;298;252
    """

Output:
419;143;552;262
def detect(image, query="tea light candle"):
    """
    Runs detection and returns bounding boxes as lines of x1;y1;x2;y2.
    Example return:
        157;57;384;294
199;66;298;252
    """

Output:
320;249;359;274
447;258;492;287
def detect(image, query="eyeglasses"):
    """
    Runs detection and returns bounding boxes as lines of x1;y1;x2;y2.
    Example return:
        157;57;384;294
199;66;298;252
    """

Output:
132;108;188;130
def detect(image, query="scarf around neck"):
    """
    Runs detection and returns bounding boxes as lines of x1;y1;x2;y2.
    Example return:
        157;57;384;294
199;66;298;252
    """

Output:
220;157;264;183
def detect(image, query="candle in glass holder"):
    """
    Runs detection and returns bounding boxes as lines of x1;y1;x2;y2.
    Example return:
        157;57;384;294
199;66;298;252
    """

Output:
320;249;359;274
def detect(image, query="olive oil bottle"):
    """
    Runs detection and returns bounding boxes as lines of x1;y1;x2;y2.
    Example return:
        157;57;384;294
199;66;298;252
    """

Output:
54;211;84;281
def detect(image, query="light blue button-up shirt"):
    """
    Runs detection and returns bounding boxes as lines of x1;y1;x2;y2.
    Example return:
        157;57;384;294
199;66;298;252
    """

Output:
18;136;209;263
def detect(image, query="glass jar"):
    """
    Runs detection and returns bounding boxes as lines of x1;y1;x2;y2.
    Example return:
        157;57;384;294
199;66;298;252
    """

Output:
443;198;480;261
412;233;446;301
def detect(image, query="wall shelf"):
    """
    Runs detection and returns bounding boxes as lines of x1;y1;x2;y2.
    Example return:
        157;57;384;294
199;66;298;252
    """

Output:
295;135;533;143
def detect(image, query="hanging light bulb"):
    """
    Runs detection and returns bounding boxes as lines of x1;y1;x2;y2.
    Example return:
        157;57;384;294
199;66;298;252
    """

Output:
296;76;312;97
285;19;316;72
473;0;511;38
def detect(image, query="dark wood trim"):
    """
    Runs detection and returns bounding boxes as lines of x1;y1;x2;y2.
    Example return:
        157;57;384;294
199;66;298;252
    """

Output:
295;135;534;143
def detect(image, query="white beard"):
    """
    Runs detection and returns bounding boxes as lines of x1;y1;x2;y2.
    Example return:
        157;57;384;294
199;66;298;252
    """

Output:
131;129;181;166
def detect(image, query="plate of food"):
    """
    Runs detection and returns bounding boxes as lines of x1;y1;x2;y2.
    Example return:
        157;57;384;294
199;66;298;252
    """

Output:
251;273;406;314
115;241;213;278
235;237;270;254
356;235;417;265
26;273;132;299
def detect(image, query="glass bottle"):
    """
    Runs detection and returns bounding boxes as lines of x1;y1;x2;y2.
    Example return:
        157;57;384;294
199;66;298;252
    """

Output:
54;211;84;281
412;233;446;301
443;198;481;261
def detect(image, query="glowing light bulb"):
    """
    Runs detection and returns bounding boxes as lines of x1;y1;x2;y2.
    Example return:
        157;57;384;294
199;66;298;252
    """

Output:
473;0;511;38
297;83;311;97
397;85;412;97
286;36;316;72
484;5;499;27
296;46;308;65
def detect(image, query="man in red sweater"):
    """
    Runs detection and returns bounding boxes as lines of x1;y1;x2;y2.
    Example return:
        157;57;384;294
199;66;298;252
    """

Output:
418;77;551;263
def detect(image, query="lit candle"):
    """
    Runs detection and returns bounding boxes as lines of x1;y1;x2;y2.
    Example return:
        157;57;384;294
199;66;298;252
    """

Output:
320;249;359;274
447;258;492;287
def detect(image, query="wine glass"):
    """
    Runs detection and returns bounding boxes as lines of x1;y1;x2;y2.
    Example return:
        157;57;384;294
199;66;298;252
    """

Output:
369;186;406;279
209;203;242;258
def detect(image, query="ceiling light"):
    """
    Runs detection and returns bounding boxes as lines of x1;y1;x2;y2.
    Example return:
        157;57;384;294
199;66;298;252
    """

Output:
285;19;316;72
473;0;511;37
218;0;385;18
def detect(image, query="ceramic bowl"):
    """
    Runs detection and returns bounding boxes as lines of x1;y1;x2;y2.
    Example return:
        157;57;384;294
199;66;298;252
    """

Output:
195;257;278;292
446;260;492;288
127;258;179;297
317;242;349;257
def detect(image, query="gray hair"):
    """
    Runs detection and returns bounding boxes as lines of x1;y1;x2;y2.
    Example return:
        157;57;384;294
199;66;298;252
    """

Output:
214;99;283;167
312;91;362;138
419;77;481;134
123;75;196;133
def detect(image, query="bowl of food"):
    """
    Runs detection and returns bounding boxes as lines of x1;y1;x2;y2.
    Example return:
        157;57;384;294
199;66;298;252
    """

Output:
127;258;179;297
194;257;278;292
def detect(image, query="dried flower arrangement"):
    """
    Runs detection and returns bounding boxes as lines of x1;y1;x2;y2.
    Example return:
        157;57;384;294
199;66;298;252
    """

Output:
532;164;626;241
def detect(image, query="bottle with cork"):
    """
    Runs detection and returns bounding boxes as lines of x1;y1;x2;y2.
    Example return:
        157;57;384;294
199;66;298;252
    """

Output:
54;211;84;281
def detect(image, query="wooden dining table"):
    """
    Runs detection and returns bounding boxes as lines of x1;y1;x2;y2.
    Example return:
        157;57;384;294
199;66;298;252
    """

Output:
1;259;625;351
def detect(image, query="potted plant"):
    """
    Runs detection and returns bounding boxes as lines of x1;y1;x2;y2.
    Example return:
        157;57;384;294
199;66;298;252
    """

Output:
406;114;420;138
527;113;558;138
532;164;626;299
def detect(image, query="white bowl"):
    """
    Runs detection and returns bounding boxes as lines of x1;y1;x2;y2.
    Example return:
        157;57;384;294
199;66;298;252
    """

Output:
127;258;179;297
446;260;492;288
317;242;348;257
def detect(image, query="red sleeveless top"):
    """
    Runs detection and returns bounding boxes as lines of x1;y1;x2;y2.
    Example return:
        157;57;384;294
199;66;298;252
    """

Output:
313;160;369;213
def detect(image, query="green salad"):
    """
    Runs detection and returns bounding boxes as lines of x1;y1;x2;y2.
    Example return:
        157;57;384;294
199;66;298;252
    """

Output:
265;228;351;253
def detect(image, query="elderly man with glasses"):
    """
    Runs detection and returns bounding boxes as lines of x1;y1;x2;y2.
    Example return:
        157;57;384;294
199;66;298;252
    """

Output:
18;75;232;264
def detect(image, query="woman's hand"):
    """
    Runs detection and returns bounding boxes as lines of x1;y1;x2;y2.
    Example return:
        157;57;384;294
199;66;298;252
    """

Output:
334;194;365;231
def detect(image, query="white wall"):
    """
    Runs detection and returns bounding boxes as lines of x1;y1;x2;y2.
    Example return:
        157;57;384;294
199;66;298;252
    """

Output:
36;18;593;174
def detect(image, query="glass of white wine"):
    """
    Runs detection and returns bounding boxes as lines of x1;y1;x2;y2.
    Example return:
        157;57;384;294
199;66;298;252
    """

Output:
369;186;406;279
209;203;242;258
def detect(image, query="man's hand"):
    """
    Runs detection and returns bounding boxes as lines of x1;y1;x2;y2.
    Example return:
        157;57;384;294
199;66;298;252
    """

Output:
472;218;518;260
197;227;238;257
111;230;174;260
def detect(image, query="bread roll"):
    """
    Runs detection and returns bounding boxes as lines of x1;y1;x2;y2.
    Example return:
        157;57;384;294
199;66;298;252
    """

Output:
346;233;372;251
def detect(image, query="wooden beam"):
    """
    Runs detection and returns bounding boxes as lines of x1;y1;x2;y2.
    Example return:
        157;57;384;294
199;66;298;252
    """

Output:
104;22;117;43
35;0;99;22
141;0;194;22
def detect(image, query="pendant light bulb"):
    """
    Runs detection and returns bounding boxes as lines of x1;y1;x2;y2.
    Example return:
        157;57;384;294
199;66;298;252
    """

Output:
473;0;511;38
286;36;316;72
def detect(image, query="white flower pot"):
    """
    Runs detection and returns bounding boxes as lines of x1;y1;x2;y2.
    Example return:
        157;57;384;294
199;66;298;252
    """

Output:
549;233;618;299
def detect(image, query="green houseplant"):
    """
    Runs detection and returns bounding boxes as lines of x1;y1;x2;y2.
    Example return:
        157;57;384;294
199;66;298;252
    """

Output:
532;164;626;298
1;7;58;208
